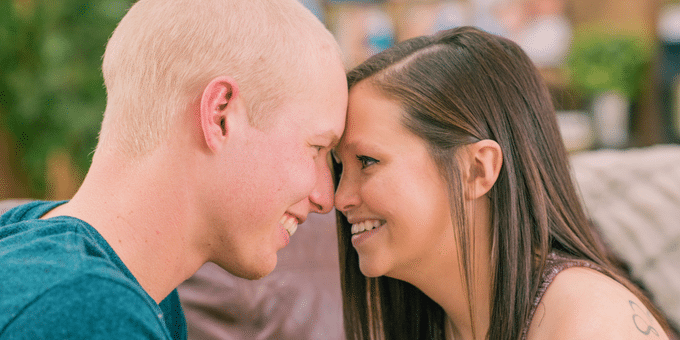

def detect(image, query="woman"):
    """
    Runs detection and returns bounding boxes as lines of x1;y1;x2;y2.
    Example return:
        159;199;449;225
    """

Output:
332;26;675;340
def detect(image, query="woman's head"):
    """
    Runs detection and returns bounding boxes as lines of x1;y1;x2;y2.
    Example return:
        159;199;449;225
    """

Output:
334;26;608;339
343;26;565;187
334;79;462;282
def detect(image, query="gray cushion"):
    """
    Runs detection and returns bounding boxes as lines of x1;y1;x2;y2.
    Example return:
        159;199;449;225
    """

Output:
571;144;680;329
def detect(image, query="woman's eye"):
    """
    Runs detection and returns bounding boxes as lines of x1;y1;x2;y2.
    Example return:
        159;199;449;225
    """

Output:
357;155;378;169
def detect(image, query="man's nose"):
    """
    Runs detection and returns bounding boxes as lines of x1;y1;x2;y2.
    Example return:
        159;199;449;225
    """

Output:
308;162;334;214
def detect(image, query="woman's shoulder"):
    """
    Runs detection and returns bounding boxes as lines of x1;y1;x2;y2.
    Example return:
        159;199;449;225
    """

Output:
526;266;669;340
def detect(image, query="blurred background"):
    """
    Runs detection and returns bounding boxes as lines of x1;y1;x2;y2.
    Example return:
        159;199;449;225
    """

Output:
1;0;680;200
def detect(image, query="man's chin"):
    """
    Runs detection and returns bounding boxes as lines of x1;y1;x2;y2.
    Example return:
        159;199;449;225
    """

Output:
214;256;278;280
239;266;275;280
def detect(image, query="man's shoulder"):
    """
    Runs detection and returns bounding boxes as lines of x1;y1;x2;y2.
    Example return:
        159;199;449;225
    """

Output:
0;207;121;286
0;202;186;339
1;275;171;339
0;201;77;245
0;200;63;224
0;241;154;334
0;201;115;271
0;203;158;335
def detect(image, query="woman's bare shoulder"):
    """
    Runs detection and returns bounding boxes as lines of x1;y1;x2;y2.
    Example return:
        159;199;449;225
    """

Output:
525;266;669;340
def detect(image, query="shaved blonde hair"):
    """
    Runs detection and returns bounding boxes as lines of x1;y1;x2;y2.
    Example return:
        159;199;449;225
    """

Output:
99;0;342;157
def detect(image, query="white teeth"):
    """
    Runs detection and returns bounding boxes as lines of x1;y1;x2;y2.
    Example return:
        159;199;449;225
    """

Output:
351;220;383;235
279;215;299;237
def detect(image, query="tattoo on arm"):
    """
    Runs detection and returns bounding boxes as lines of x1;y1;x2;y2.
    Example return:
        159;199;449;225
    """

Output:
630;300;659;337
536;302;546;328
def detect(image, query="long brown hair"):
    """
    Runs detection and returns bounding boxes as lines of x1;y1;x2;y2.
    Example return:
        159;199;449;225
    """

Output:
334;26;673;340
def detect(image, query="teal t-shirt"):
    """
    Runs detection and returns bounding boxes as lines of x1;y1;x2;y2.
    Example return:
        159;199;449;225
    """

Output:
0;201;187;339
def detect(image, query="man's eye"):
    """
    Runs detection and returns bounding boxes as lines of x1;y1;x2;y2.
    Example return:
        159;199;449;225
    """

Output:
357;155;378;169
311;145;324;157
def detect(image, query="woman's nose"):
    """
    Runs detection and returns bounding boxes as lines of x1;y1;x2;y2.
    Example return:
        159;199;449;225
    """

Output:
334;173;360;213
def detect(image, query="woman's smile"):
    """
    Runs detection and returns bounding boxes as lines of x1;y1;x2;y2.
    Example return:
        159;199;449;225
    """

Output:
350;220;386;247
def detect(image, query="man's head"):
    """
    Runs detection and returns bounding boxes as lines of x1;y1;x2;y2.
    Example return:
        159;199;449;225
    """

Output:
99;0;342;157
95;0;347;279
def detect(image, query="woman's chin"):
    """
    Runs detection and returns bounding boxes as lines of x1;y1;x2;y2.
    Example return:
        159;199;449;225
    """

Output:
358;258;387;278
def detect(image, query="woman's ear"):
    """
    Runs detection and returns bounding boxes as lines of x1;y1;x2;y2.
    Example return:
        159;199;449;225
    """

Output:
463;139;503;200
199;76;242;152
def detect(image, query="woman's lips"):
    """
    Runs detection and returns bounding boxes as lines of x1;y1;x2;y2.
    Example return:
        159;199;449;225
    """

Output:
350;220;385;247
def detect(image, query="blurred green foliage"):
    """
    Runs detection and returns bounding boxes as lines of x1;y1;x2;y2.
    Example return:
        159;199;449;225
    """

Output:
566;25;654;101
0;0;133;197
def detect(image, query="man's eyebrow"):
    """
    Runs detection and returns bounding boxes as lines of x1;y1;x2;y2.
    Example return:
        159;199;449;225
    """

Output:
319;130;340;147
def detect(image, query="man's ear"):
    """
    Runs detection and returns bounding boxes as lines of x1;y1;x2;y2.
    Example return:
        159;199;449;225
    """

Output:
199;76;242;152
463;139;503;200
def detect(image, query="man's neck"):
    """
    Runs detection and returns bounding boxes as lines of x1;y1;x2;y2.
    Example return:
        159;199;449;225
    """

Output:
43;151;206;303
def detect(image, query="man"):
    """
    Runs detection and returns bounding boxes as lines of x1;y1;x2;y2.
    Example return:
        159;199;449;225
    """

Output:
0;0;347;338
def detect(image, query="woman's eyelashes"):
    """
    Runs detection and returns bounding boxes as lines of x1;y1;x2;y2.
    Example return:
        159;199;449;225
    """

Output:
356;155;378;169
330;150;377;169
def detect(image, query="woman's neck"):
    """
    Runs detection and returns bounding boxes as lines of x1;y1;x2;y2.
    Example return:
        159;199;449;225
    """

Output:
408;196;494;340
